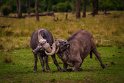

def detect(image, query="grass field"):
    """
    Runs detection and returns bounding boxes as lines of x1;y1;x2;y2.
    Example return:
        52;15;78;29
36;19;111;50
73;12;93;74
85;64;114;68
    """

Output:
0;11;124;83
0;47;124;83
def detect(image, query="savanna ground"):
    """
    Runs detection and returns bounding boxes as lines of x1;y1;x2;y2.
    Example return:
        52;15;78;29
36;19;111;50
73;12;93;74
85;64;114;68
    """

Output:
0;11;124;83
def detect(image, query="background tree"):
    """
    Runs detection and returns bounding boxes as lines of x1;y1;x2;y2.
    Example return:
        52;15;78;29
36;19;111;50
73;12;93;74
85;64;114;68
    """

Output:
35;0;39;21
96;0;98;14
27;0;31;16
0;0;2;7
82;0;87;17
76;0;81;19
92;0;99;16
0;0;124;17
16;0;22;18
99;0;124;14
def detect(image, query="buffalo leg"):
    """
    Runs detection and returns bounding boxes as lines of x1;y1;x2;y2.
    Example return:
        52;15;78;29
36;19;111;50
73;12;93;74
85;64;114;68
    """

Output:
72;62;82;71
44;55;50;71
72;56;82;71
51;55;62;71
33;54;38;72
90;51;93;58
38;55;45;72
93;48;105;69
63;63;68;71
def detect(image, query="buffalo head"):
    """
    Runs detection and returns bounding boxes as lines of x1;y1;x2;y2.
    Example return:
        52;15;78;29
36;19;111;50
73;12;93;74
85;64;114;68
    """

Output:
33;30;57;56
53;39;70;61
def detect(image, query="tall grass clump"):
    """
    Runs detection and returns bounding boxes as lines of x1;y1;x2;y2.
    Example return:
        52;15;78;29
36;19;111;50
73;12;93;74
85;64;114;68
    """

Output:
3;52;12;63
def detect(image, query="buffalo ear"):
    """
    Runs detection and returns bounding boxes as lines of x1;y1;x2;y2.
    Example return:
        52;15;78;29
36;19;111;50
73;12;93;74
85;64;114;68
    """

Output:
55;39;60;46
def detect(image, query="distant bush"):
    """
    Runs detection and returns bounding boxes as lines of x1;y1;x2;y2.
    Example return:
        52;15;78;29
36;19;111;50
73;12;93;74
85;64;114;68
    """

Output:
1;5;11;16
99;0;124;11
53;2;72;12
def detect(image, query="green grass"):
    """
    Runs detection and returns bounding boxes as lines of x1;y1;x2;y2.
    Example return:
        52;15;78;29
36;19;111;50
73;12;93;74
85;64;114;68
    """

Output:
0;46;124;83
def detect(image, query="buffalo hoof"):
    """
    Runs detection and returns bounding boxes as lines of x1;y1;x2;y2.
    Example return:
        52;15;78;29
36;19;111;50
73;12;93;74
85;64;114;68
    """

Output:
101;64;106;69
33;70;37;73
67;68;73;72
78;68;83;71
61;68;68;72
46;69;51;72
72;67;82;72
72;68;78;72
42;69;45;72
73;69;79;72
33;68;37;73
57;67;64;72
46;67;51;71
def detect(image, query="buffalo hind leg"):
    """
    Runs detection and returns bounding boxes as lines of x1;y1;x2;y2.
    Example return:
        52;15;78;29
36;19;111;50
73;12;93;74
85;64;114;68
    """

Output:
90;51;93;58
93;48;105;69
51;55;63;71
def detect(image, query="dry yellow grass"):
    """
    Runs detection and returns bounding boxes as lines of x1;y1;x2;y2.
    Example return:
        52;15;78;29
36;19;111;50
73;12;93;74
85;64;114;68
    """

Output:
0;11;124;51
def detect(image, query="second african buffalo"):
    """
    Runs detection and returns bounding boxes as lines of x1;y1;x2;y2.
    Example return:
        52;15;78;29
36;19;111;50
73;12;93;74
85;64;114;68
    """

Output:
56;29;105;71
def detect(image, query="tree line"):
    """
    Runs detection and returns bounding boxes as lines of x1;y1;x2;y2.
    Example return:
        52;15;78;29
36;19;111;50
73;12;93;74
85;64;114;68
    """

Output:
0;0;124;20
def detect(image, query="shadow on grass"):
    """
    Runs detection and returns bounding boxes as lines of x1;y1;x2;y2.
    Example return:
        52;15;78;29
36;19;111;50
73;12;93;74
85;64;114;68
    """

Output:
50;68;103;73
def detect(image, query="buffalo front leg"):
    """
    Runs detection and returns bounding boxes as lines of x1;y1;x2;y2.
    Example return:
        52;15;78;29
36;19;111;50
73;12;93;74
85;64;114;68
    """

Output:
33;54;38;73
38;55;45;72
72;56;82;72
93;48;105;69
72;62;82;72
51;55;62;71
44;55;50;71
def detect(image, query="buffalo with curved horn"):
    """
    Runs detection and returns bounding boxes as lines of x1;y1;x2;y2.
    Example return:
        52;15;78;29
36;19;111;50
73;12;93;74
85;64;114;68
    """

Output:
30;29;62;72
56;29;105;71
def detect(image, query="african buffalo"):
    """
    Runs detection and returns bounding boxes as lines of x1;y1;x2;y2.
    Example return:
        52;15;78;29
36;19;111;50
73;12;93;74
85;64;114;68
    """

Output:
56;29;105;71
30;29;62;72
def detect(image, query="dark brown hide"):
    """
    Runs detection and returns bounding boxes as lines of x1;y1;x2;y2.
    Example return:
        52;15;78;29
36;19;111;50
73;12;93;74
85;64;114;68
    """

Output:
58;29;105;71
